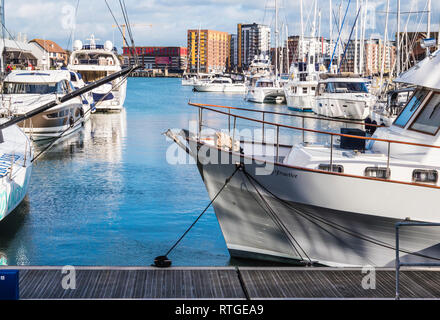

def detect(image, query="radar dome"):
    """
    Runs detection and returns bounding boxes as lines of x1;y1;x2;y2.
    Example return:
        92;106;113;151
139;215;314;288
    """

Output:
73;40;83;51
104;40;113;51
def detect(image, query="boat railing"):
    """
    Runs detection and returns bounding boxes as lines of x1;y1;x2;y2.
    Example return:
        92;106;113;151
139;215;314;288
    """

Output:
395;222;440;300
190;102;440;187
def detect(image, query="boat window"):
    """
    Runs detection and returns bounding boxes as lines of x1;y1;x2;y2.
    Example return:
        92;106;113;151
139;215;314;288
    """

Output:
410;93;440;135
394;89;429;128
412;169;438;184
365;167;390;179
326;82;368;93
70;72;78;82
2;82;58;94
302;87;308;94
318;164;344;173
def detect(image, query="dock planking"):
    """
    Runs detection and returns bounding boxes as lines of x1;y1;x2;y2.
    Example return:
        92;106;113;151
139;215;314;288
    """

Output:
1;266;440;299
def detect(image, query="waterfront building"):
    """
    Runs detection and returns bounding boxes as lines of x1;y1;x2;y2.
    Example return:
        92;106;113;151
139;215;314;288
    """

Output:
29;39;68;69
237;23;271;71
187;29;229;73
228;34;238;71
123;46;187;72
340;39;396;77
287;36;331;67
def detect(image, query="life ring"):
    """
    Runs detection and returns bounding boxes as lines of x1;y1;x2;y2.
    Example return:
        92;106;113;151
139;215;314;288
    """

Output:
74;58;79;65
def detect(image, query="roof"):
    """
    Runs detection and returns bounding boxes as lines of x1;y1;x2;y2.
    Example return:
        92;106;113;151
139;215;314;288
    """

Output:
394;50;440;90
4;70;71;83
29;39;66;54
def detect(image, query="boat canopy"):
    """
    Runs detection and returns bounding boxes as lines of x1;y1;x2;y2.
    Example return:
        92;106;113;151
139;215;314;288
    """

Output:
395;50;440;90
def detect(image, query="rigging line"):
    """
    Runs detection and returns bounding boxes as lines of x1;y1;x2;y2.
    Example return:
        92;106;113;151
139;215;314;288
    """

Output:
118;0;139;65
244;170;440;263
162;165;241;258
240;169;305;260
104;0;130;50
242;168;312;263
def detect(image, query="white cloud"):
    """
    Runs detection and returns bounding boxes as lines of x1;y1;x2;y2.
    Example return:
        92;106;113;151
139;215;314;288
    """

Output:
3;0;439;51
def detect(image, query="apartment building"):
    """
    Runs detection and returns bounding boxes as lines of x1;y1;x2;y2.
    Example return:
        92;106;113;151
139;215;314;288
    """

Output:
340;39;396;76
237;23;271;70
187;29;229;73
123;46;187;72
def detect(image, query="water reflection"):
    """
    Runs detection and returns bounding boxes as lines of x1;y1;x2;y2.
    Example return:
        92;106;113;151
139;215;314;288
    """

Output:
0;197;30;265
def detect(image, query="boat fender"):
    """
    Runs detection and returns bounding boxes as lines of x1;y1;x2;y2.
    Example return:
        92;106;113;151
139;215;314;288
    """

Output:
79;108;85;118
69;116;75;128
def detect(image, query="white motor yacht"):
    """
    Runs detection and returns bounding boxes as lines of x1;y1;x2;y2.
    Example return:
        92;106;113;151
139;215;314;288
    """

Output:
193;77;246;93
314;74;377;120
1;70;91;141
68;35;126;112
246;78;285;104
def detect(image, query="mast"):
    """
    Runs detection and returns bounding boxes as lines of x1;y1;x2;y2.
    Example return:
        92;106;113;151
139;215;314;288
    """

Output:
427;0;431;56
360;0;367;76
380;0;390;89
275;0;278;82
329;0;333;68
354;0;359;74
337;3;342;68
300;0;304;61
396;0;401;76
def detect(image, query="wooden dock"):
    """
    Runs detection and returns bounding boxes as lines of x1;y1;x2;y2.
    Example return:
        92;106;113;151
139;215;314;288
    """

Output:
2;266;440;299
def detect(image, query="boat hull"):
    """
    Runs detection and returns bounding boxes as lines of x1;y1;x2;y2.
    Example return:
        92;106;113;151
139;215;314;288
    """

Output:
314;96;370;120
187;140;440;267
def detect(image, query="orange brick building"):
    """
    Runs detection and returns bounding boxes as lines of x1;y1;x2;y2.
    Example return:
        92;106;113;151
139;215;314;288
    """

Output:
187;29;229;73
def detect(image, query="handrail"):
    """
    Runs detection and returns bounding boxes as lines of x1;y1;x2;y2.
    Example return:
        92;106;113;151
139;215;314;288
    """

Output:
190;102;383;128
395;222;440;300
189;102;440;150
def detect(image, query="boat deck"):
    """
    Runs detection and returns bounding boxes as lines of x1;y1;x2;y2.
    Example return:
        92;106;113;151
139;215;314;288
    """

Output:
2;266;440;299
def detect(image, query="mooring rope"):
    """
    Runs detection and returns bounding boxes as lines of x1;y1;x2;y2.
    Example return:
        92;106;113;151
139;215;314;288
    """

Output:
241;167;313;264
153;165;241;268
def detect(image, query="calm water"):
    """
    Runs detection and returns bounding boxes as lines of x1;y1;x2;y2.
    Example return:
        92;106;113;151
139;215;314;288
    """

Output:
0;78;353;266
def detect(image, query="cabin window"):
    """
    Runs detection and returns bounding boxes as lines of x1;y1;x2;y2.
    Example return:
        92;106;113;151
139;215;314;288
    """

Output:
3;82;58;94
412;169;438;184
364;167;390;179
409;93;440;135
318;164;344;173
394;89;429;127
302;88;308;94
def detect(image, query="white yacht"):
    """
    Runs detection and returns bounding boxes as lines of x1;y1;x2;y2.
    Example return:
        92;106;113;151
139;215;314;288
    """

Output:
284;38;324;112
168;50;440;266
314;74;377;120
0;119;33;222
182;73;213;86
68;35;126;112
193;77;246;93
284;62;321;112
246;77;285;104
0;70;91;141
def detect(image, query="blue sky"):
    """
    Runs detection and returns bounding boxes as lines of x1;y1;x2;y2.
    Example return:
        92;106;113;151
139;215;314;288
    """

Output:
4;0;440;50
